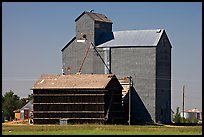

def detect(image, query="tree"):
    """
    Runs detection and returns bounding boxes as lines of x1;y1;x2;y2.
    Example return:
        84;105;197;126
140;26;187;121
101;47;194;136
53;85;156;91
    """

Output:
2;95;4;103
2;90;23;121
20;94;33;106
173;107;182;123
185;114;198;123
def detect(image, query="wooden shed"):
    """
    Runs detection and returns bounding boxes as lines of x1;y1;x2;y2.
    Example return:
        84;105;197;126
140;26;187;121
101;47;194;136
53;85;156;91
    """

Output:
31;74;124;124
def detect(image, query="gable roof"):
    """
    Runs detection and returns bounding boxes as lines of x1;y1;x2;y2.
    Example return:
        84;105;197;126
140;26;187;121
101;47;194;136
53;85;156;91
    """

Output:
31;74;117;90
20;100;33;110
97;29;164;48
75;11;112;23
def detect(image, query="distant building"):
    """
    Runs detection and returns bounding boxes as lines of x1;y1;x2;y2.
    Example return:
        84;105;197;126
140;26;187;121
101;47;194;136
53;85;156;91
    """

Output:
31;74;124;124
20;100;33;120
13;109;20;120
13;100;33;120
180;108;202;122
61;11;172;124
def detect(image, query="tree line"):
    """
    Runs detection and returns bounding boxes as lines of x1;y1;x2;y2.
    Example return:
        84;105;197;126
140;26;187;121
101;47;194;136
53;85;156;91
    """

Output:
2;90;33;121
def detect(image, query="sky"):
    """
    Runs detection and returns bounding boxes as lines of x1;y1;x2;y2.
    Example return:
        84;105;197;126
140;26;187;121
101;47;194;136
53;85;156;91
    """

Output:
2;2;202;112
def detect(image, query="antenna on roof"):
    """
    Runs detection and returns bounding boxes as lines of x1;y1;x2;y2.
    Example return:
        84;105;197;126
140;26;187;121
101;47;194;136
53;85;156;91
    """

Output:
90;9;94;13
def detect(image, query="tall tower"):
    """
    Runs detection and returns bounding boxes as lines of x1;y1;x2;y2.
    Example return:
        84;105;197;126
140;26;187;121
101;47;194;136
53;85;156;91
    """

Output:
61;11;113;74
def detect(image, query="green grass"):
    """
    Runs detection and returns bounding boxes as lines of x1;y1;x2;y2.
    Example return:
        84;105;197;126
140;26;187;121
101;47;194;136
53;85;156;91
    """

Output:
2;123;202;135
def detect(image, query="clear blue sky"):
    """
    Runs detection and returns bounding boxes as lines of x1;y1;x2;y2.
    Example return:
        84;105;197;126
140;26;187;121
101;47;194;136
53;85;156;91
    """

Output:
2;2;202;112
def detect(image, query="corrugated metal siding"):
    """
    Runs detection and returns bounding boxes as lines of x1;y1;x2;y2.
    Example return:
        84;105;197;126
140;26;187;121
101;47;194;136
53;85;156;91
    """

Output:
97;29;164;48
155;32;171;123
62;39;89;74
93;48;105;74
62;11;112;75
94;22;112;45
76;14;94;43
62;39;105;75
110;47;156;123
61;37;76;52
61;11;172;124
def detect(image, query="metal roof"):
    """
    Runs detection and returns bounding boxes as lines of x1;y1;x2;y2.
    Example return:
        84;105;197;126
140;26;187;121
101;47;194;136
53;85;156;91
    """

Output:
20;100;33;110
97;29;164;48
75;11;112;23
31;74;117;90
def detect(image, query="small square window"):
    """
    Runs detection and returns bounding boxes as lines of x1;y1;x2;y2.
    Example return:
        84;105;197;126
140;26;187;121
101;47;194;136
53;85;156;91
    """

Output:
83;34;86;39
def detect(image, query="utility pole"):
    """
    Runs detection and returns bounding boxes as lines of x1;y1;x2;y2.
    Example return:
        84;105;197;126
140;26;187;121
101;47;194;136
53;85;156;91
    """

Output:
182;85;185;119
129;76;132;125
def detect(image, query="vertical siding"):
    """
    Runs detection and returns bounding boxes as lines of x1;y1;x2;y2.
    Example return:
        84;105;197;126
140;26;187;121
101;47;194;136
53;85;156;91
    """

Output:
76;14;94;43
62;41;105;75
110;47;156;123
62;13;110;75
94;21;112;45
62;41;171;124
61;12;171;124
156;32;171;123
103;48;111;74
93;48;105;74
62;40;95;74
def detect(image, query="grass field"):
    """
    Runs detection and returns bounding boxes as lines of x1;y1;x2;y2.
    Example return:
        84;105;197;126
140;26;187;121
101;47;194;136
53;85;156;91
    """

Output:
2;123;202;135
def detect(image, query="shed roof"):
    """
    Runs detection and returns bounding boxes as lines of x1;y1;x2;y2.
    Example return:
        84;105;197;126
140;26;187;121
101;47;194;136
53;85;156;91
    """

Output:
97;29;164;48
31;74;117;90
75;11;112;23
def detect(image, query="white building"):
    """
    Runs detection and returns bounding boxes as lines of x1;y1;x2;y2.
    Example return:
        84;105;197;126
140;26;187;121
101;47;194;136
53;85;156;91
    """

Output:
180;108;202;122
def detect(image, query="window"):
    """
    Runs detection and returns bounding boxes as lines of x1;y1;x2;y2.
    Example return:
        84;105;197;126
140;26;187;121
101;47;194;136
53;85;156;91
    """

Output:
83;34;86;39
